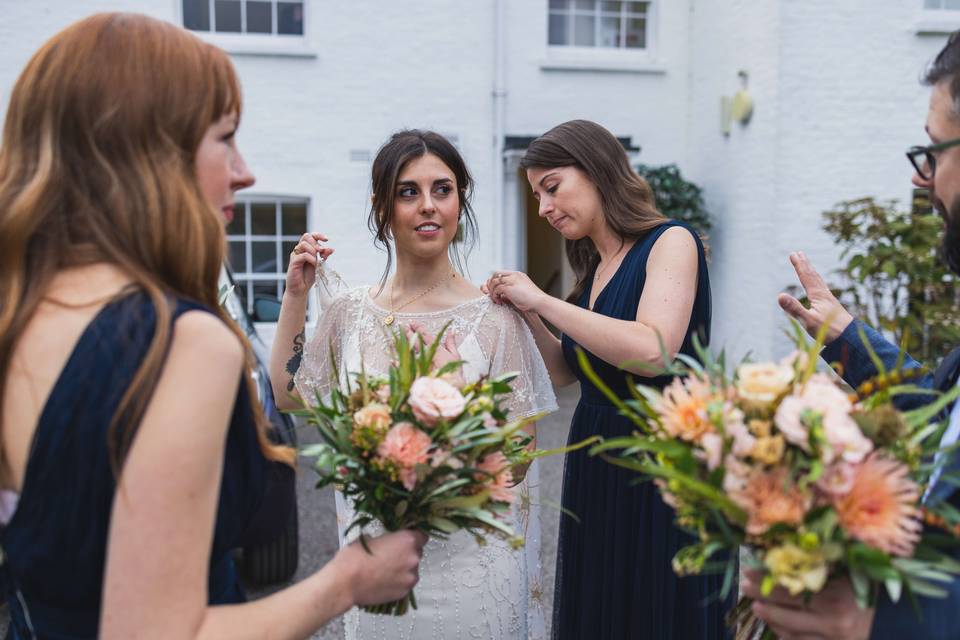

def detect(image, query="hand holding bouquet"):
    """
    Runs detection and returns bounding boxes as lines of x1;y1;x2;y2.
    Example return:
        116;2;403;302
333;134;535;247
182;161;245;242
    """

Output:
297;325;543;615
582;323;960;638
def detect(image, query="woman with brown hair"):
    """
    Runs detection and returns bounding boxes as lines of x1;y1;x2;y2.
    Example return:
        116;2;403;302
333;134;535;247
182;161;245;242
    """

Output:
271;129;557;639
0;13;424;639
485;120;728;639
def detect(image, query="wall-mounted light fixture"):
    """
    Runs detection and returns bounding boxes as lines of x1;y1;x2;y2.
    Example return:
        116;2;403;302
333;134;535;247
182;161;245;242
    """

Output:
721;70;754;136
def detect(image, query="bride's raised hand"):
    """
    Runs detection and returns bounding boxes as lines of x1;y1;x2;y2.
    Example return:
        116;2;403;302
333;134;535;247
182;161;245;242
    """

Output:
286;231;333;299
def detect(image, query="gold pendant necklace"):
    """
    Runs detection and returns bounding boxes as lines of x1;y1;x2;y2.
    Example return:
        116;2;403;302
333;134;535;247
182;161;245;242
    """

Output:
384;271;456;326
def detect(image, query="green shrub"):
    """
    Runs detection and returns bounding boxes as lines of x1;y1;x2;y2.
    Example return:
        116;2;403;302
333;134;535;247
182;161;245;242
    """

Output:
635;163;711;234
821;196;960;364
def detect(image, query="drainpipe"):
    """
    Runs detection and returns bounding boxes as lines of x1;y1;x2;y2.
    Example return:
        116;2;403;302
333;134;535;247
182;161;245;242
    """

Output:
492;0;507;268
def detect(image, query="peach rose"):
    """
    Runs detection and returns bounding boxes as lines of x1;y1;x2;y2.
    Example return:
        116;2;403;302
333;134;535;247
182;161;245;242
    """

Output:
736;362;795;410
409;376;467;426
377;422;433;491
354;402;392;431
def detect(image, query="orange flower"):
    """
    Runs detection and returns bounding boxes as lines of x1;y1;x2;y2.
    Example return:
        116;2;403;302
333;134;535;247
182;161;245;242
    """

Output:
835;454;922;556
656;374;717;443
733;466;811;536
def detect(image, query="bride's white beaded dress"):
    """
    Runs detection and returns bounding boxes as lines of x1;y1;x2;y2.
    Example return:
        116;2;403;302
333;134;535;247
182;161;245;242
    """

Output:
295;286;557;640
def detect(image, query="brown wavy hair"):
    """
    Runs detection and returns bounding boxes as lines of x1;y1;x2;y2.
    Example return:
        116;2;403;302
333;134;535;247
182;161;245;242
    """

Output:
519;119;671;304
0;13;294;475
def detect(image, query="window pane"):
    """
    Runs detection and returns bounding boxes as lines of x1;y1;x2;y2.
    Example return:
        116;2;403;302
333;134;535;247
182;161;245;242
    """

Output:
251;241;278;273
278;2;304;35
602;1;622;11
549;0;569;9
573;15;595;46
246;0;272;33
254;280;280;299
282;201;307;234
574;0;595;10
215;0;242;32
182;0;211;30
250;202;277;235
624;16;646;48
599;16;620;47
549;14;569;45
625;0;648;11
282;241;299;272
228;241;247;272
925;0;944;8
226;202;247;235
947;0;960;8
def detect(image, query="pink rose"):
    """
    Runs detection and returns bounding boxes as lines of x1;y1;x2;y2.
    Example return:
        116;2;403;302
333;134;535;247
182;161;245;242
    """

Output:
697;432;724;471
409;376;467;426
725;409;757;457
815;461;857;498
377;422;433;491
723;454;751;499
822;412;873;464
774;374;865;462
476;451;515;503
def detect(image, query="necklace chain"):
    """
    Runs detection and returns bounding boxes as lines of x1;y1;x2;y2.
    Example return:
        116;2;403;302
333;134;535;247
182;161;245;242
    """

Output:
383;271;456;326
594;245;626;281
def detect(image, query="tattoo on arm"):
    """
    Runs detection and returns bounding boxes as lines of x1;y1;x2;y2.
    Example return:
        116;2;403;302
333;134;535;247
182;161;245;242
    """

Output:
285;329;306;392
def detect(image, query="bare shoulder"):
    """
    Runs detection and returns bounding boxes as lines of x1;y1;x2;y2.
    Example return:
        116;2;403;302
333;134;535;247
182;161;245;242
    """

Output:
172;310;244;370
648;226;699;267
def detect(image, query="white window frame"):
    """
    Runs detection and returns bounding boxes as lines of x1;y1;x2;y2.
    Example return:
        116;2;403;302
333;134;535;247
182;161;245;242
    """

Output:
541;0;664;74
226;194;311;323
176;0;317;58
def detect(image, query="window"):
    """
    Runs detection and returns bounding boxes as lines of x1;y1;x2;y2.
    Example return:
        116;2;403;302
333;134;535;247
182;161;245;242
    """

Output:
226;196;308;320
182;0;304;36
548;0;649;49
925;0;960;8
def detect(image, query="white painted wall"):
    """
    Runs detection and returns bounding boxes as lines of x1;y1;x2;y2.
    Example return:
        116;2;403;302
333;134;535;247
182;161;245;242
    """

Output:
687;0;955;361
3;0;958;360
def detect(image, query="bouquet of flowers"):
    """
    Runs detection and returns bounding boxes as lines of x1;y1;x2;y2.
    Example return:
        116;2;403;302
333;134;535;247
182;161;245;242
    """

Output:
297;326;565;615
582;323;960;638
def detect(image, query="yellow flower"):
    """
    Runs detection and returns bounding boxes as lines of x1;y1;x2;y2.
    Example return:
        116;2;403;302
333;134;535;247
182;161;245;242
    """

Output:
748;419;772;438
736;362;794;411
751;435;786;465
764;543;828;596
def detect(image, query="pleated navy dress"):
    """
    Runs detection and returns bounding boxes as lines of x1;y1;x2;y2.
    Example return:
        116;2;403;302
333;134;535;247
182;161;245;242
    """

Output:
553;221;732;639
1;290;291;639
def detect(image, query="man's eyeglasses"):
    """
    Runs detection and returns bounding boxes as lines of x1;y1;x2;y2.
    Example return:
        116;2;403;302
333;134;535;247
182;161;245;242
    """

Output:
906;137;960;181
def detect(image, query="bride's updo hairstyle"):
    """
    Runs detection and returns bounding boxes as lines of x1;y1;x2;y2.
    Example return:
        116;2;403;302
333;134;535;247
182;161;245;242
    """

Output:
0;13;294;473
368;130;479;287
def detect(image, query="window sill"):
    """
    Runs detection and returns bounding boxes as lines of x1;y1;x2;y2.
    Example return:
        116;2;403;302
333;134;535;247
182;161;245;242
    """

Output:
914;10;960;35
539;48;665;74
193;32;317;58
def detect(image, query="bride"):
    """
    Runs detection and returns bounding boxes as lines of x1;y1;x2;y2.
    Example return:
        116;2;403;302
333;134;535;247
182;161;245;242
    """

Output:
270;130;557;639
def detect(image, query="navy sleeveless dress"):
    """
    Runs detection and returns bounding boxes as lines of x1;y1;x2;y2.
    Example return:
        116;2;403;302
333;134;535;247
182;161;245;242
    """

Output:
553;222;732;639
1;291;286;639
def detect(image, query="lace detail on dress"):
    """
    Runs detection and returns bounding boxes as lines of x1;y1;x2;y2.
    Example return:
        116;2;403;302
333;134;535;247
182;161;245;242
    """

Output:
295;287;557;420
296;285;558;639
